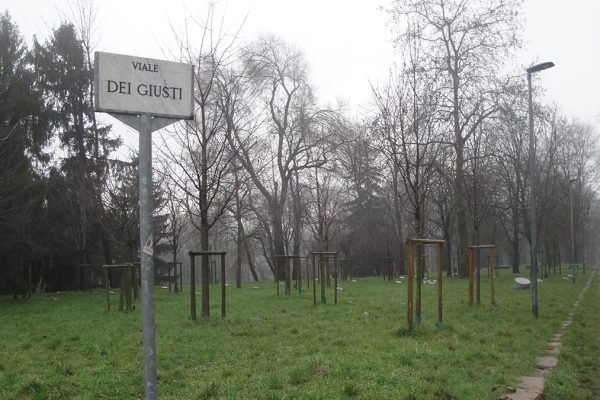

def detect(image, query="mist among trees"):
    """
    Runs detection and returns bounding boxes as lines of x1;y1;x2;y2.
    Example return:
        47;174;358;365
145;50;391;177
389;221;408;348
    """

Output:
2;0;599;296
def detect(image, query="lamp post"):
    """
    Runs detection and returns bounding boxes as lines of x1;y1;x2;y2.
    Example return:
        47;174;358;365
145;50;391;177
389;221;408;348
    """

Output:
526;61;554;319
569;178;576;283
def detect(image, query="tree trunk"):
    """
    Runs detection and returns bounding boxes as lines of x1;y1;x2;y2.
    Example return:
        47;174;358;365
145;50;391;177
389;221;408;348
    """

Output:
272;203;286;281
236;219;242;288
392;169;405;275
243;237;259;281
443;220;452;277
234;172;242;289
200;130;210;317
415;202;423;322
455;140;469;277
173;249;179;293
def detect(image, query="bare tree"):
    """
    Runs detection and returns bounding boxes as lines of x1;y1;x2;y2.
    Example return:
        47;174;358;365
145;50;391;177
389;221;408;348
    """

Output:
157;4;239;317
371;46;444;286
164;184;186;292
492;83;528;273
226;34;335;280
557;119;599;264
306;164;344;283
388;0;523;276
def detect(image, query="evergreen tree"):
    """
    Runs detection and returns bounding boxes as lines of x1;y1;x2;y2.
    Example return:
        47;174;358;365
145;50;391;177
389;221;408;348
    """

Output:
33;22;119;272
340;137;388;276
0;11;50;295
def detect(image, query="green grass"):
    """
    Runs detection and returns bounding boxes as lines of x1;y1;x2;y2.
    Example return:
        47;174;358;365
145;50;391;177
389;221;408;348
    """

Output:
0;271;596;399
545;271;600;400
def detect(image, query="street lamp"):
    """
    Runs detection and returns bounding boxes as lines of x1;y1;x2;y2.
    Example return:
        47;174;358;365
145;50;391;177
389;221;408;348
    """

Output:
569;178;576;283
527;61;554;319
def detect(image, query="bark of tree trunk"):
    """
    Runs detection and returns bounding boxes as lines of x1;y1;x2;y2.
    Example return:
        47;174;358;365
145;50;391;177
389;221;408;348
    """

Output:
201;128;210;317
455;141;469;277
272;203;286;281
392;170;405;275
243;237;259;281
236;219;242;288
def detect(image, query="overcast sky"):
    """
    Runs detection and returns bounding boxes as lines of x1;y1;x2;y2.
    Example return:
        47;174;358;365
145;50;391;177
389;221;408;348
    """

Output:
5;0;600;140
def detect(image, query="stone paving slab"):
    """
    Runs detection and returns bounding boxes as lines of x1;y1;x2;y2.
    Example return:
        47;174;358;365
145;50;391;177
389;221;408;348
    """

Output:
499;376;544;400
547;347;560;355
536;355;558;369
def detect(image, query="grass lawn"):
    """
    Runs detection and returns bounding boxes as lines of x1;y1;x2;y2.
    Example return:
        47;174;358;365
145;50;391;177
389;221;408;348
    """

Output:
0;270;596;399
545;271;600;399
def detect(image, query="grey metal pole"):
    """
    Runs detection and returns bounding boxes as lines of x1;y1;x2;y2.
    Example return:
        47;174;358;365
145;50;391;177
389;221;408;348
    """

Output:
569;179;576;283
527;72;539;319
569;180;575;264
139;113;157;399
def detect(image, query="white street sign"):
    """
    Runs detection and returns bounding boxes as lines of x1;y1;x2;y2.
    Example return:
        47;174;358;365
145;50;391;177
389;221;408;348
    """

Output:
94;51;194;119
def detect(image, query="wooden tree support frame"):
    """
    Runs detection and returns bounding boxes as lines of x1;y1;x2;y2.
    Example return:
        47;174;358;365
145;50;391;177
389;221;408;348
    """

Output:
311;251;338;305
537;250;547;279
467;245;496;306
76;264;95;293
380;256;394;281
340;258;353;281
130;261;140;301
189;251;226;321
102;263;135;312
167;261;183;293
274;255;307;297
406;239;444;332
550;252;561;276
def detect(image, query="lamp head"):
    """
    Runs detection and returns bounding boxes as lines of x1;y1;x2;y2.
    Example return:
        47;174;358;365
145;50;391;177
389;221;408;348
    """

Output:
526;62;555;74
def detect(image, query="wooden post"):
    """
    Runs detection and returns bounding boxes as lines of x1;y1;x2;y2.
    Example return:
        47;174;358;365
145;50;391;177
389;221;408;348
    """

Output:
276;257;279;297
221;253;226;319
490;248;496;306
190;253;196;321
416;245;422;324
320;256;326;304
306;256;310;289
285;257;290;297
296;257;302;294
168;263;172;293
437;243;443;326
334;255;338;305
559;253;562;275
105;268;110;311
407;240;414;332
468;248;473;305
312;254;316;306
119;271;125;311
476;248;481;306
133;263;139;301
125;266;133;312
179;263;183;292
173;263;178;293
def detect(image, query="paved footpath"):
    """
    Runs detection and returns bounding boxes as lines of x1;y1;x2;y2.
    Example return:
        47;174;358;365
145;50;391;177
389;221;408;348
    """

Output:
499;270;596;400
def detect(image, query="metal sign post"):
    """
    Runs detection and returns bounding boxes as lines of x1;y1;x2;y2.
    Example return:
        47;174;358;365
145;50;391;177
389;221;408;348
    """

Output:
95;51;193;400
139;114;156;398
